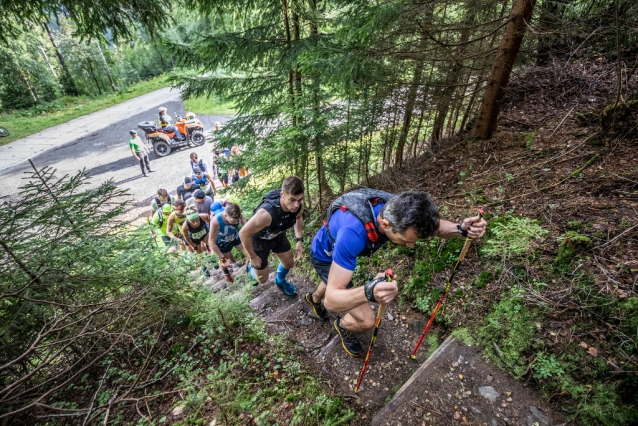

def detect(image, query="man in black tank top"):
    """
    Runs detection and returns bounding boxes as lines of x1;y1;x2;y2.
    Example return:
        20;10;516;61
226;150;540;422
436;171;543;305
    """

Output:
239;176;305;297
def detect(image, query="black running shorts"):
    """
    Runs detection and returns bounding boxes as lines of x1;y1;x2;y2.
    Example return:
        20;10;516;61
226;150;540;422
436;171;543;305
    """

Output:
251;233;291;269
309;251;354;289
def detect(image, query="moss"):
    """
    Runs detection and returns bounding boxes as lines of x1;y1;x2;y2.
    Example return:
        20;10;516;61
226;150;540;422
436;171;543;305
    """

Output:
451;327;475;345
475;270;493;289
476;297;539;377
555;231;592;266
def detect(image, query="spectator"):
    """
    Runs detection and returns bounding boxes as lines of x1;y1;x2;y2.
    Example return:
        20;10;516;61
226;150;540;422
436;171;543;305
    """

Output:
128;130;152;177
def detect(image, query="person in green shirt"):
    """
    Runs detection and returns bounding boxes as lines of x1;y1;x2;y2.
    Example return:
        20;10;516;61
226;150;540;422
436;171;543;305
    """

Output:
129;130;153;177
152;204;178;252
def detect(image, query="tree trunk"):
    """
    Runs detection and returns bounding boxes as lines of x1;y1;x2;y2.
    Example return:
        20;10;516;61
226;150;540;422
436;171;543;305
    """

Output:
471;0;537;140
42;21;78;96
395;58;424;168
431;0;477;142
86;59;103;95
95;41;117;92
39;47;58;79
307;0;332;206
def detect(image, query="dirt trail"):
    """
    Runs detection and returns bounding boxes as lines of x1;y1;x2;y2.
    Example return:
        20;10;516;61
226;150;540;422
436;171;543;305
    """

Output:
204;263;562;425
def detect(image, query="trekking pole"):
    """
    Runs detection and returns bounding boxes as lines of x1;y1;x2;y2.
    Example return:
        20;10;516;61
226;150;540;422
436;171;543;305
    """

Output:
410;210;484;359
354;268;395;394
219;257;234;283
146;213;159;249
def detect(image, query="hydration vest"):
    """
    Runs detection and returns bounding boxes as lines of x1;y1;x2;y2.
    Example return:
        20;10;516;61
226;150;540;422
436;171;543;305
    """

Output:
215;212;239;245
192;174;212;195
252;189;298;240
323;188;394;257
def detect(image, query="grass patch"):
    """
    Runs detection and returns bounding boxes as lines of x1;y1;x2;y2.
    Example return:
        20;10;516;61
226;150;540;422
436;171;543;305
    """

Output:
0;76;170;146
183;95;237;115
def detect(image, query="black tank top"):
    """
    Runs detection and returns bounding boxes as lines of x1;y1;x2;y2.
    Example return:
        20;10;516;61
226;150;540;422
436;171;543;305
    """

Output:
186;219;209;240
251;190;297;240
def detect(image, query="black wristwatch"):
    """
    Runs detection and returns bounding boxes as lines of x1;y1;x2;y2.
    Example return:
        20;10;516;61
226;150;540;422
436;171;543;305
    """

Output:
296;237;303;242
457;224;469;238
364;277;386;303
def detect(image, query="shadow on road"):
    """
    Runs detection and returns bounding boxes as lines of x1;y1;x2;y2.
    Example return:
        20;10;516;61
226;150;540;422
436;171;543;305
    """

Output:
111;174;147;186
87;156;141;178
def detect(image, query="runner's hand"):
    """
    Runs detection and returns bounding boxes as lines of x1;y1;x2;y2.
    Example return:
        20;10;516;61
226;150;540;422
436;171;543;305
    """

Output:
372;272;398;304
460;215;488;239
222;258;232;268
294;241;303;262
250;257;262;269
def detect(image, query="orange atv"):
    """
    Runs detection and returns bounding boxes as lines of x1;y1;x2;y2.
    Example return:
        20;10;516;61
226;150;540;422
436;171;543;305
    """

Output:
137;112;205;156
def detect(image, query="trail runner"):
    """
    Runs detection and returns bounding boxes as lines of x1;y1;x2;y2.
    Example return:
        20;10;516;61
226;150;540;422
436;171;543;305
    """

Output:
304;189;487;357
238;176;305;296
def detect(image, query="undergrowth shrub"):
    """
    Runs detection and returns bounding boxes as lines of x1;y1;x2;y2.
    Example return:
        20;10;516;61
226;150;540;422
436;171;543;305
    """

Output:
401;238;465;313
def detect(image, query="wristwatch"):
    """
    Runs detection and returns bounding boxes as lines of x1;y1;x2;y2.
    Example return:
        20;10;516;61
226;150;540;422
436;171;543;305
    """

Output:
296;237;303;242
457;224;469;238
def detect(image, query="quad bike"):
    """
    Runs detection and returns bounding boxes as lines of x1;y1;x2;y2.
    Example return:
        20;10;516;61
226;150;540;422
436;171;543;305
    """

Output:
137;112;205;157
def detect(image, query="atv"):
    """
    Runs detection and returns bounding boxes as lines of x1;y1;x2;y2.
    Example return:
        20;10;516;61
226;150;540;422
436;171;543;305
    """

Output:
137;112;205;157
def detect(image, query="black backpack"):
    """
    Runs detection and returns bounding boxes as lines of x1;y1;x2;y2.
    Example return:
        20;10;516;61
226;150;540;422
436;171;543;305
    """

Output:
323;188;394;256
252;189;298;240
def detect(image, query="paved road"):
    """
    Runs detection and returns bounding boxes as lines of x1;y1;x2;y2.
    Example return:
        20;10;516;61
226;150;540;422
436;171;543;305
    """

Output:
0;88;234;221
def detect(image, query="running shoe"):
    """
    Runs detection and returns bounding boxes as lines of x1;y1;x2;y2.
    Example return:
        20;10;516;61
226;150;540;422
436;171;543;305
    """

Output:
334;316;363;357
305;292;329;320
275;278;297;296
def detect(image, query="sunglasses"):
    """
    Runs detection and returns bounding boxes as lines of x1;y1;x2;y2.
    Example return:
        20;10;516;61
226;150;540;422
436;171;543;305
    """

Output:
175;206;185;210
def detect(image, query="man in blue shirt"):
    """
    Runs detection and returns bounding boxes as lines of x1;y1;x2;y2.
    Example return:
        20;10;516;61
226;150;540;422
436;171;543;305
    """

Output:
304;189;487;357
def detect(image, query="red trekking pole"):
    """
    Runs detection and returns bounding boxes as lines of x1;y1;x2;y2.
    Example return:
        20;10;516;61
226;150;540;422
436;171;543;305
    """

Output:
354;268;395;393
410;210;484;359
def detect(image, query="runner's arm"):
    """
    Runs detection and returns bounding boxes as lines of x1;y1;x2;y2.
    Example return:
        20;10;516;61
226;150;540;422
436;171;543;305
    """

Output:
238;208;272;264
324;263;398;311
208;216;225;259
205;172;216;191
434;217;487;240
166;215;179;240
182;223;196;249
131;148;139;160
293;212;303;261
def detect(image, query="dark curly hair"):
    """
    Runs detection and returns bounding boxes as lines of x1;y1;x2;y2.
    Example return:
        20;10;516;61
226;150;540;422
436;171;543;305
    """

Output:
379;191;439;238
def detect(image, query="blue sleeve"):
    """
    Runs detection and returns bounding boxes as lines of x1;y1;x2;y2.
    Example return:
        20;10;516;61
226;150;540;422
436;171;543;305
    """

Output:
332;226;367;271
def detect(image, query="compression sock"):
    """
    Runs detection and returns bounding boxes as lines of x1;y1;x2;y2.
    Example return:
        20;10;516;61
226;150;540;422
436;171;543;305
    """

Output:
276;264;290;283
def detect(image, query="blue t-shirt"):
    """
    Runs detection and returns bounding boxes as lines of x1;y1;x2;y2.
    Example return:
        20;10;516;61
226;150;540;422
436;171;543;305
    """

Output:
311;203;387;271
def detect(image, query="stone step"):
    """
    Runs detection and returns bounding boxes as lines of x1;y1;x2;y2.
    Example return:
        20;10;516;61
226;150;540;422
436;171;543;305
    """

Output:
371;336;563;426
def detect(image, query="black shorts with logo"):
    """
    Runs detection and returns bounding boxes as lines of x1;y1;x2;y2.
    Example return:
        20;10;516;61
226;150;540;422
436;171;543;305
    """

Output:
251;233;291;269
309;251;354;289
